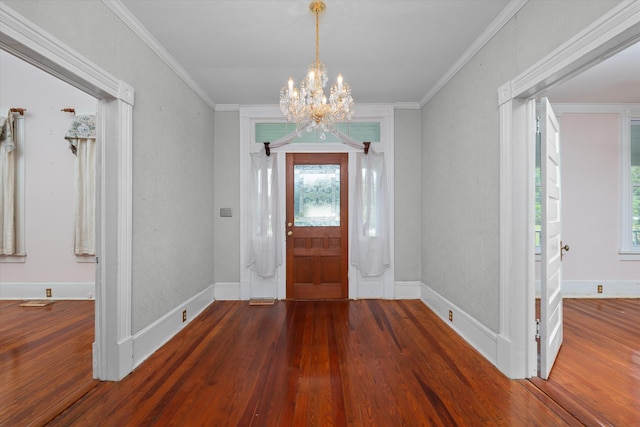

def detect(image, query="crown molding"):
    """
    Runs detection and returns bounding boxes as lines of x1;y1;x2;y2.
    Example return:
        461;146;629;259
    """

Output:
550;103;640;115
394;102;421;110
420;0;528;108
103;0;216;110
511;1;640;100
215;104;240;112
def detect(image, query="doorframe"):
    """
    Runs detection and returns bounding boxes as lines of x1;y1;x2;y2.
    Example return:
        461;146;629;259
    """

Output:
0;4;135;380
239;104;395;300
497;2;640;378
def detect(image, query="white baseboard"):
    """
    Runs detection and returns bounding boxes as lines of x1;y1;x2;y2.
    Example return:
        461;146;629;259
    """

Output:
419;282;498;368
214;282;241;300
0;282;95;300
132;284;215;369
394;281;421;299
534;280;640;298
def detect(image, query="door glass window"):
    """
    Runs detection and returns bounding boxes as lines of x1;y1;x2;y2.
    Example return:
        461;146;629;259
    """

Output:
294;164;340;226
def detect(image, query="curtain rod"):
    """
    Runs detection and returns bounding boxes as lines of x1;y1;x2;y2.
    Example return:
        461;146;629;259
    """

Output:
61;108;75;114
10;108;26;115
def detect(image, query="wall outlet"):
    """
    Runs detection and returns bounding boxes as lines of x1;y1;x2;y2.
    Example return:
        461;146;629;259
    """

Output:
182;310;187;322
448;310;453;321
46;288;52;298
597;284;603;294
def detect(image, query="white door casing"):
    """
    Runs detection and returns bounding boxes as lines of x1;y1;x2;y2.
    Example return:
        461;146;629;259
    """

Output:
539;97;563;379
0;3;135;380
239;105;395;301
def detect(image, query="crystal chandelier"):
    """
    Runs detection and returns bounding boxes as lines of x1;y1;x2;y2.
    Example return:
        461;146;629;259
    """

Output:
279;0;354;137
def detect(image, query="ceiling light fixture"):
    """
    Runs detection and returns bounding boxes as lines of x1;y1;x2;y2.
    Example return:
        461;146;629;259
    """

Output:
279;0;354;138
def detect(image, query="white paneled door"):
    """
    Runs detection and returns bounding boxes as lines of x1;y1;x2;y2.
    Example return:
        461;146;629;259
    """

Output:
539;97;564;379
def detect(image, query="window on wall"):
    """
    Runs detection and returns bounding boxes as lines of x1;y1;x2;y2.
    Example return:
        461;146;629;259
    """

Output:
255;122;381;144
620;116;640;258
630;119;640;248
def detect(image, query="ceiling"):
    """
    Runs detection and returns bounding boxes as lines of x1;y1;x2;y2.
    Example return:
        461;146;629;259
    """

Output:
118;0;512;106
543;40;640;104
117;0;639;108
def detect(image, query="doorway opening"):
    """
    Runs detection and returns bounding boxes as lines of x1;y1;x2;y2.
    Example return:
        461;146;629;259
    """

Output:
498;2;640;379
0;5;135;381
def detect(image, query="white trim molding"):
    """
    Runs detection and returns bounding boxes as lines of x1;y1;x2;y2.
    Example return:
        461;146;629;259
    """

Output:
0;2;135;381
214;282;241;300
0;282;95;300
420;0;527;107
239;104;395;301
420;283;499;367
132;285;215;368
394;281;422;299
534;280;640;297
103;0;215;110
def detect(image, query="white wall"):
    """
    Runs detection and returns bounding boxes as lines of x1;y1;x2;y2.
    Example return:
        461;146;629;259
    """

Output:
421;0;623;333
534;112;639;296
0;50;96;296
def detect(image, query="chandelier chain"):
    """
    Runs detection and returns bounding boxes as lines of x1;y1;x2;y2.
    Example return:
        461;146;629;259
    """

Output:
315;5;320;67
280;0;354;135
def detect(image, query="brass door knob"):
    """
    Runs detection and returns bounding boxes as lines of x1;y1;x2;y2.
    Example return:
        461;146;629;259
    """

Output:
561;241;570;260
287;231;293;236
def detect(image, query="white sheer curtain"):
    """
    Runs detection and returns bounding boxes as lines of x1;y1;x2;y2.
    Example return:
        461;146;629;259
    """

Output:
65;115;96;255
247;151;282;277
352;149;390;276
0;112;16;255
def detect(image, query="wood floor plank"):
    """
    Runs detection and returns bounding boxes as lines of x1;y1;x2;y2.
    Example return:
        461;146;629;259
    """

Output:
0;300;96;427
3;298;638;426
530;298;640;427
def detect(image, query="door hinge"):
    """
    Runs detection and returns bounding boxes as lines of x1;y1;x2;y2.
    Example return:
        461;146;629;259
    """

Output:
95;256;99;264
535;116;541;135
535;318;540;339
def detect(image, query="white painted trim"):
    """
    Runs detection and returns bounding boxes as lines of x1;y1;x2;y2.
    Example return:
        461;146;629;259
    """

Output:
550;103;640;115
394;281;421;299
214;282;241;300
132;284;215;368
0;2;135;381
215;104;240;112
536;280;640;298
619;251;640;261
420;0;528;106
0;255;25;263
239;104;395;301
419;283;498;368
104;0;215;110
511;2;640;100
499;1;640;379
0;282;95;300
394;102;421;110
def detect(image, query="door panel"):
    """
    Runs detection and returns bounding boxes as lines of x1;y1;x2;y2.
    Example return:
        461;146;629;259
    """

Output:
539;97;563;379
286;153;348;299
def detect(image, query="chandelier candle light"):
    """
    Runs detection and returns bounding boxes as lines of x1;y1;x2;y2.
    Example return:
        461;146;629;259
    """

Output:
279;0;354;138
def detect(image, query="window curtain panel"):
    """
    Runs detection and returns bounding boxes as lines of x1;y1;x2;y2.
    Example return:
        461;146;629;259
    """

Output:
247;151;282;277
65;115;96;255
352;149;390;276
0;112;16;255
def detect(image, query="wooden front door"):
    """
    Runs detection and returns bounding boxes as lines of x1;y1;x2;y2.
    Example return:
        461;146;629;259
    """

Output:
286;153;348;299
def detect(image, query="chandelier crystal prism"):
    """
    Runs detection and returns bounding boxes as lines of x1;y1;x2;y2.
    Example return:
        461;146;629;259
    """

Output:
279;0;354;137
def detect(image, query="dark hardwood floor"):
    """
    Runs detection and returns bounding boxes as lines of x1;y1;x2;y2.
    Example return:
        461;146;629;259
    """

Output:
530;298;640;426
1;298;638;426
0;300;95;427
